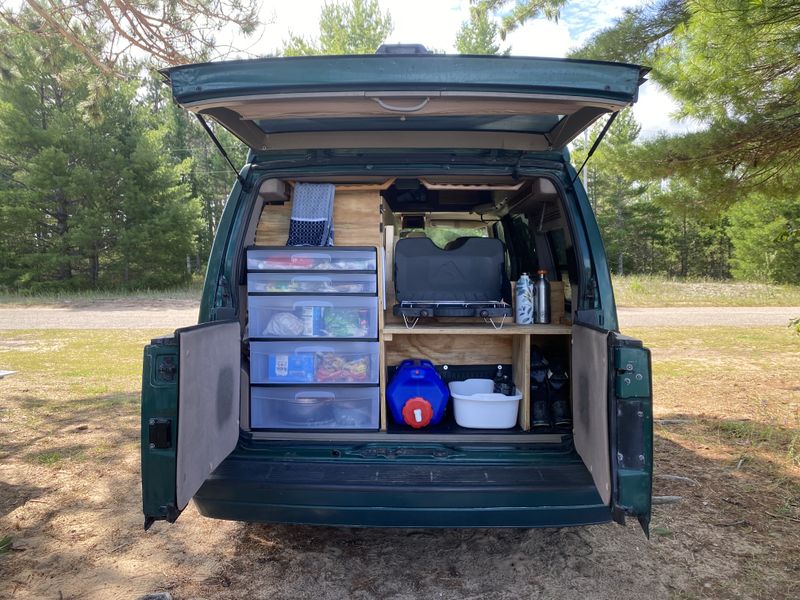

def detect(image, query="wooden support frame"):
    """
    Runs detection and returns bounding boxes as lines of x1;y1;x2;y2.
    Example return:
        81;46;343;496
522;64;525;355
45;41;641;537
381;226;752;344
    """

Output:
249;178;575;436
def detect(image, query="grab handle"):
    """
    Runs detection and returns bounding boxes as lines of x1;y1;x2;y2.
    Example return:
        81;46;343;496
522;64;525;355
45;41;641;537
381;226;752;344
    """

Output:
292;300;333;309
294;391;336;400
371;97;430;113
294;346;335;354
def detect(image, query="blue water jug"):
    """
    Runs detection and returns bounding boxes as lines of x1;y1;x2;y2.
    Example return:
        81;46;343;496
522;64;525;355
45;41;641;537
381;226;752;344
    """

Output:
387;359;449;428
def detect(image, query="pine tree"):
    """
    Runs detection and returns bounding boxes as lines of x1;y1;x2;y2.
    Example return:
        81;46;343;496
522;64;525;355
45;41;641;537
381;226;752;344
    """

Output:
0;18;201;290
283;0;393;56
456;8;504;55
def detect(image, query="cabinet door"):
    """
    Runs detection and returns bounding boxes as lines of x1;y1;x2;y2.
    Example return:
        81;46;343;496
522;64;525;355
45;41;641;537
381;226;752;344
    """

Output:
141;321;240;529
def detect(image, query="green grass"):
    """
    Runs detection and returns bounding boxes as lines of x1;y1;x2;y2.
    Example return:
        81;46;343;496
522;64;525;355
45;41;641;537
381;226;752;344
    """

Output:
613;275;800;307
0;535;12;554
0;330;159;378
33;450;68;465
0;330;159;470
0;281;203;307
628;325;800;472
627;325;800;376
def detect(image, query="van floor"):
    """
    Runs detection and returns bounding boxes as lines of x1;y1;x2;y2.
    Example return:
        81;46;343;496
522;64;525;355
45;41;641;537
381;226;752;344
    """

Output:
222;436;605;516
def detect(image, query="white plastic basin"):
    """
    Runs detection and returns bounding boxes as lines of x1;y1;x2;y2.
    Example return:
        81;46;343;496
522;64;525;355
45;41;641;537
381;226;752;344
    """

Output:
448;378;522;429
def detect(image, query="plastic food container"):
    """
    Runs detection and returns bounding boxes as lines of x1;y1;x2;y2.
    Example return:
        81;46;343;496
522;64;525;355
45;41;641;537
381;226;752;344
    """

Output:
247;272;377;294
250;386;379;429
247;248;376;272
248;295;378;339
448;379;522;429
250;341;379;384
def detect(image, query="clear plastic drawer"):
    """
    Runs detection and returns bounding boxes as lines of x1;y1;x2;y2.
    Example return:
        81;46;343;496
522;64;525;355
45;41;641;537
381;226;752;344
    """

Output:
247;248;376;272
250;386;380;430
247;272;377;295
248;295;378;339
250;341;379;384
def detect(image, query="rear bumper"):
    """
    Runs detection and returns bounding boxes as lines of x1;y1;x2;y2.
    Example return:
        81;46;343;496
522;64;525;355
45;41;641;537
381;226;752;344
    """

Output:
193;452;612;528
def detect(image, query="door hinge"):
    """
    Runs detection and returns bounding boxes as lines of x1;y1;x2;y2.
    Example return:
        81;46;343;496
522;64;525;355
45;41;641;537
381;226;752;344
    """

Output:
148;418;172;449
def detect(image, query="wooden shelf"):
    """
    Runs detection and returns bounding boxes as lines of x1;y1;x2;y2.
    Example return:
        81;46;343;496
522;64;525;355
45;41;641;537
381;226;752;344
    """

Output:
383;323;571;340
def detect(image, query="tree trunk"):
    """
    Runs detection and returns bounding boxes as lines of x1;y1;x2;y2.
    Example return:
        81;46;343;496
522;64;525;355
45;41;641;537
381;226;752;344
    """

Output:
616;204;624;275
680;212;689;278
54;195;71;281
88;251;100;287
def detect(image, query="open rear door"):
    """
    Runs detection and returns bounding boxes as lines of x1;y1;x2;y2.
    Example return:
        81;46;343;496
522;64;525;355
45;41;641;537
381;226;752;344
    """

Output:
161;54;646;154
572;324;652;536
141;321;240;529
609;332;653;535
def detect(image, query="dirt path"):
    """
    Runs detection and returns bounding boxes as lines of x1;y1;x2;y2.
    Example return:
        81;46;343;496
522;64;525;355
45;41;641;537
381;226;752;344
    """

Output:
0;300;199;330
619;306;799;327
0;302;796;330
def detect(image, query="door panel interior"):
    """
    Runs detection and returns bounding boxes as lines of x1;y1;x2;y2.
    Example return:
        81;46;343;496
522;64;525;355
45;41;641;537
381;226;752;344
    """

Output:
571;324;611;504
176;321;241;510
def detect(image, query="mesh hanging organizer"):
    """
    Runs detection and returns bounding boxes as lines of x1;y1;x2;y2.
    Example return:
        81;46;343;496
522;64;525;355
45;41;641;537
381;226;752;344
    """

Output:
286;183;335;246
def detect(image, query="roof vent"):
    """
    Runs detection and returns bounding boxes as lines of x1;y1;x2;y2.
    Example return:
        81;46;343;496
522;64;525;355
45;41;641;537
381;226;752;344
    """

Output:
375;44;432;55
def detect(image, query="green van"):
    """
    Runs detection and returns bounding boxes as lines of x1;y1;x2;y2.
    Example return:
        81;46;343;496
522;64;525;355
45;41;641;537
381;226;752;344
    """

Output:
141;48;653;535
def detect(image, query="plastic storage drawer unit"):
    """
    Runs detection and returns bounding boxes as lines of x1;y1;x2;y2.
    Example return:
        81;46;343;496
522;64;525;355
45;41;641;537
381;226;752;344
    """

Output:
247;248;376;272
247;272;377;294
250;341;379;384
248;295;378;339
250;386;380;429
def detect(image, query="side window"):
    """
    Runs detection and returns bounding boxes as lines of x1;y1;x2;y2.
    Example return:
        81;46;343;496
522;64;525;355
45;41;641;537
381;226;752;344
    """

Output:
502;214;538;280
547;228;574;308
547;229;569;280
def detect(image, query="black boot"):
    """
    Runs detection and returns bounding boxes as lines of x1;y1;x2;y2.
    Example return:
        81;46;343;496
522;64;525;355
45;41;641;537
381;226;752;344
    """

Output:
548;361;571;428
530;346;550;428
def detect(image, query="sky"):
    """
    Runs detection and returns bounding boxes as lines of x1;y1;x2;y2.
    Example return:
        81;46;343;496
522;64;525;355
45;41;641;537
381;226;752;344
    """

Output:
237;0;695;140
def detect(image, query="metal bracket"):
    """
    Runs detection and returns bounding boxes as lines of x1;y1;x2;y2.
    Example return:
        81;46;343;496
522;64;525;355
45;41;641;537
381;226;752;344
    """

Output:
148;418;172;450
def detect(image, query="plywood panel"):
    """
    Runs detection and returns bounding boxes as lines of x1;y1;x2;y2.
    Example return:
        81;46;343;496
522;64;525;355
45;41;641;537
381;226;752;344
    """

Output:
332;190;382;246
384;323;570;338
255;188;382;247
551;280;566;325
513;335;531;430
385;334;512;367
255;201;292;246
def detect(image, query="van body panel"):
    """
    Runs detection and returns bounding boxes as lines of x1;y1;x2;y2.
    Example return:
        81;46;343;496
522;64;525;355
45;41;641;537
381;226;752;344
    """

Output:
609;334;654;534
162;55;645;152
141;53;653;534
141;335;180;527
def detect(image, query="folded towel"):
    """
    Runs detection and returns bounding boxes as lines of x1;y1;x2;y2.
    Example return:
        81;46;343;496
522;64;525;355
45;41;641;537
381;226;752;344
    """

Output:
286;183;335;246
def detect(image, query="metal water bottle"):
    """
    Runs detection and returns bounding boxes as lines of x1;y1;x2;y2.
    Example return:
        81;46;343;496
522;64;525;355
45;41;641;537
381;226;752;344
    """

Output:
515;273;534;324
534;269;551;324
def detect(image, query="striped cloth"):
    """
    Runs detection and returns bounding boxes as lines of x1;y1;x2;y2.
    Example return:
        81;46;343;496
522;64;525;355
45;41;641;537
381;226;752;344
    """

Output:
286;183;335;246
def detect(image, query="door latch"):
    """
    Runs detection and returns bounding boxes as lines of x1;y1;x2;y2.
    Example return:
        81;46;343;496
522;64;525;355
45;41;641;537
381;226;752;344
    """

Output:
148;418;172;449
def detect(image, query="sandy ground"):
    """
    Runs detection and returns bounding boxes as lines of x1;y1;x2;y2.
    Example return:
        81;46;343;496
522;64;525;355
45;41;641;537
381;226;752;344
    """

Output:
1;306;798;600
0;302;797;330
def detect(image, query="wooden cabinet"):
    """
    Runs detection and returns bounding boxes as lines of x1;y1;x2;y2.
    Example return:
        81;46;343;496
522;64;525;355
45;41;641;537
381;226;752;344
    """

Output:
382;323;571;431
